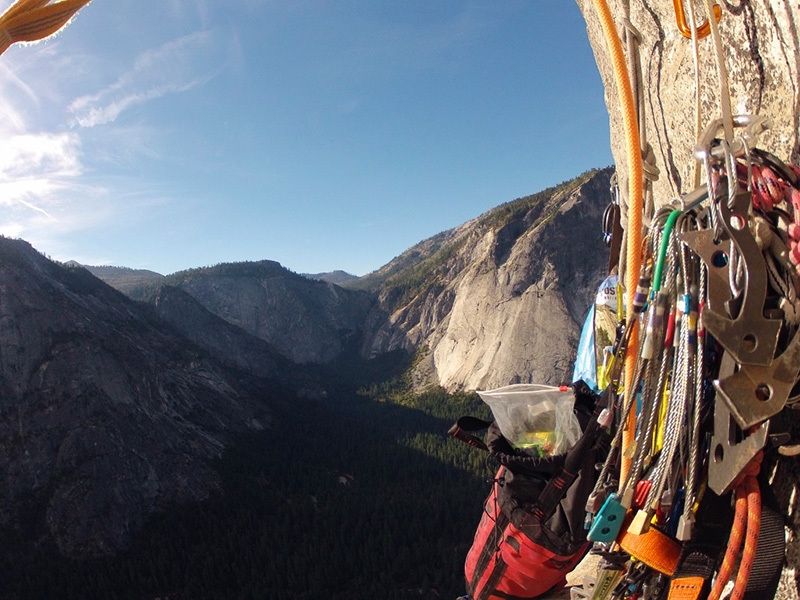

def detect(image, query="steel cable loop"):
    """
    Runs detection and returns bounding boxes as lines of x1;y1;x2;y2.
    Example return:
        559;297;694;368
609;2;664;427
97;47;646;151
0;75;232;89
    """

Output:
589;308;646;504
592;345;642;500
641;320;677;501
621;235;664;485
588;254;654;505
684;236;706;526
628;344;670;494
591;314;649;503
643;238;685;511
602;251;657;503
617;217;680;507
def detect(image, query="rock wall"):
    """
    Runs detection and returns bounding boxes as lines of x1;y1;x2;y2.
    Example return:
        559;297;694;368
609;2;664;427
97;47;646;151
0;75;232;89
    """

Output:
575;0;800;214
173;263;375;365
363;169;613;391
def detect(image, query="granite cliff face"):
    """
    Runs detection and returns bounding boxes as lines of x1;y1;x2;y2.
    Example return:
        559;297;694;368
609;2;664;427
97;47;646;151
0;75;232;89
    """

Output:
575;1;800;217
360;168;613;390
0;238;272;557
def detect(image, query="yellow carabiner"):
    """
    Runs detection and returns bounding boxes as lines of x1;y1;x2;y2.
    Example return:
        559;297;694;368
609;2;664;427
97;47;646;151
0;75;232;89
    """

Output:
673;0;721;39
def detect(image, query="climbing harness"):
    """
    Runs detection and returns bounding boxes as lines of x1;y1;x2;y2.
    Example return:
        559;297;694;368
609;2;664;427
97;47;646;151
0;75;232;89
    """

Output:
573;2;798;600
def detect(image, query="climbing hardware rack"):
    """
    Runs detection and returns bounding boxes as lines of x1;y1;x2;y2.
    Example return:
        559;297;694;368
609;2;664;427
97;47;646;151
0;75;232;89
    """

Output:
576;1;798;599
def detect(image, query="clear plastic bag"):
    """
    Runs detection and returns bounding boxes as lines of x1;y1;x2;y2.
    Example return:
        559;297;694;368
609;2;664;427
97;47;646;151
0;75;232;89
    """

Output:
477;384;582;457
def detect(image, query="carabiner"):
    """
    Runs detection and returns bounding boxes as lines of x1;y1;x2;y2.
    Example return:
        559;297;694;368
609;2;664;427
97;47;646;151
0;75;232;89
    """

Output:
673;0;721;39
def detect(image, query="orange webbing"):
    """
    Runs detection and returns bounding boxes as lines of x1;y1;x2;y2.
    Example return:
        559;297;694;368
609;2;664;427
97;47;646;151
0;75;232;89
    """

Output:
618;513;682;576
590;0;645;485
668;576;706;600
0;0;92;56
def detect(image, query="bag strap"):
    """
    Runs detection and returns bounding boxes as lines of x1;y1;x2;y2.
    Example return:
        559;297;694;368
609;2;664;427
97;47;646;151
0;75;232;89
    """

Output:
668;489;732;599
530;382;607;522
448;416;493;452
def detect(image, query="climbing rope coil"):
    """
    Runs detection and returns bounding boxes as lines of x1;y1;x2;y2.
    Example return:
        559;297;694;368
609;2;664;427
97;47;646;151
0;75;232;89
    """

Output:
576;1;799;599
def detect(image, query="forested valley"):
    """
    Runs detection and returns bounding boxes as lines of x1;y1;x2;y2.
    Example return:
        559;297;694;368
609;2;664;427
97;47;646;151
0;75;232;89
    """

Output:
0;354;497;600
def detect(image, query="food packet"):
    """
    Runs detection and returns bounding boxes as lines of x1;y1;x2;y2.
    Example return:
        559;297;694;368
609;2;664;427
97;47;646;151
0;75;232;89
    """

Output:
477;384;582;457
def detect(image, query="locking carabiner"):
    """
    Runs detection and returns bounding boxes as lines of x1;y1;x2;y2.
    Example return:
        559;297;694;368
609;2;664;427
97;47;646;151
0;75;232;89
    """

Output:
673;0;721;39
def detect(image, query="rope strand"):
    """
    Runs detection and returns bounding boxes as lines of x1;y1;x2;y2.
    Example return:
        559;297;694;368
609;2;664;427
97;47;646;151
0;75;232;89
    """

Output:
591;0;645;485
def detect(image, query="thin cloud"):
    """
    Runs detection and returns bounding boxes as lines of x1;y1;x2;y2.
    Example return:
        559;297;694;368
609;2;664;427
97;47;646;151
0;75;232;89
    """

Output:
0;132;80;179
0;129;117;245
0;23;228;258
0;132;82;223
69;30;221;128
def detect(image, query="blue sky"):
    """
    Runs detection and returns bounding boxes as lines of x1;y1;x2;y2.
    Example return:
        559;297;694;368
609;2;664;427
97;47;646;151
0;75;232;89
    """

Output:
0;1;612;276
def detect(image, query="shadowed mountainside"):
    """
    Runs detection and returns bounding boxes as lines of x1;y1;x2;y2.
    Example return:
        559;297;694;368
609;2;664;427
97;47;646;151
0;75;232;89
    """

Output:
148;261;375;365
0;238;281;557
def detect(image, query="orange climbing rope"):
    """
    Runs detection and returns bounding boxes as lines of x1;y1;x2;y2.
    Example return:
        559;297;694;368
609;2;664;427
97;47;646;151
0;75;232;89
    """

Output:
591;0;644;484
708;453;763;600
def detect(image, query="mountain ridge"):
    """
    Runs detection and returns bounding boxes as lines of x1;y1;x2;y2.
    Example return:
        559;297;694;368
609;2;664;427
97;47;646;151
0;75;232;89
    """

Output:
88;168;613;390
358;168;613;390
0;166;613;567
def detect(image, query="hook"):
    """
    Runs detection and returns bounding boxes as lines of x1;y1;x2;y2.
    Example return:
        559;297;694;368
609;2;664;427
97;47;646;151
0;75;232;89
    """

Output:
673;0;722;39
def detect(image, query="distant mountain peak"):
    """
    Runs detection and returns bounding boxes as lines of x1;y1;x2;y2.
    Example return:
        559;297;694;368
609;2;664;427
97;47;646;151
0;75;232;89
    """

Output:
358;167;614;390
79;264;165;296
302;270;359;286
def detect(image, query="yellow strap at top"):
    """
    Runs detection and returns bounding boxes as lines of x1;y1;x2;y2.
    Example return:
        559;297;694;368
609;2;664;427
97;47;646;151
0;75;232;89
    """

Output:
0;0;92;56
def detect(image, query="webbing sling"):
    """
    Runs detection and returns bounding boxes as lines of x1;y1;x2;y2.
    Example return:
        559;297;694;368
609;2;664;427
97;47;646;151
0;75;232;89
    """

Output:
668;489;733;599
0;0;93;56
617;511;682;576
